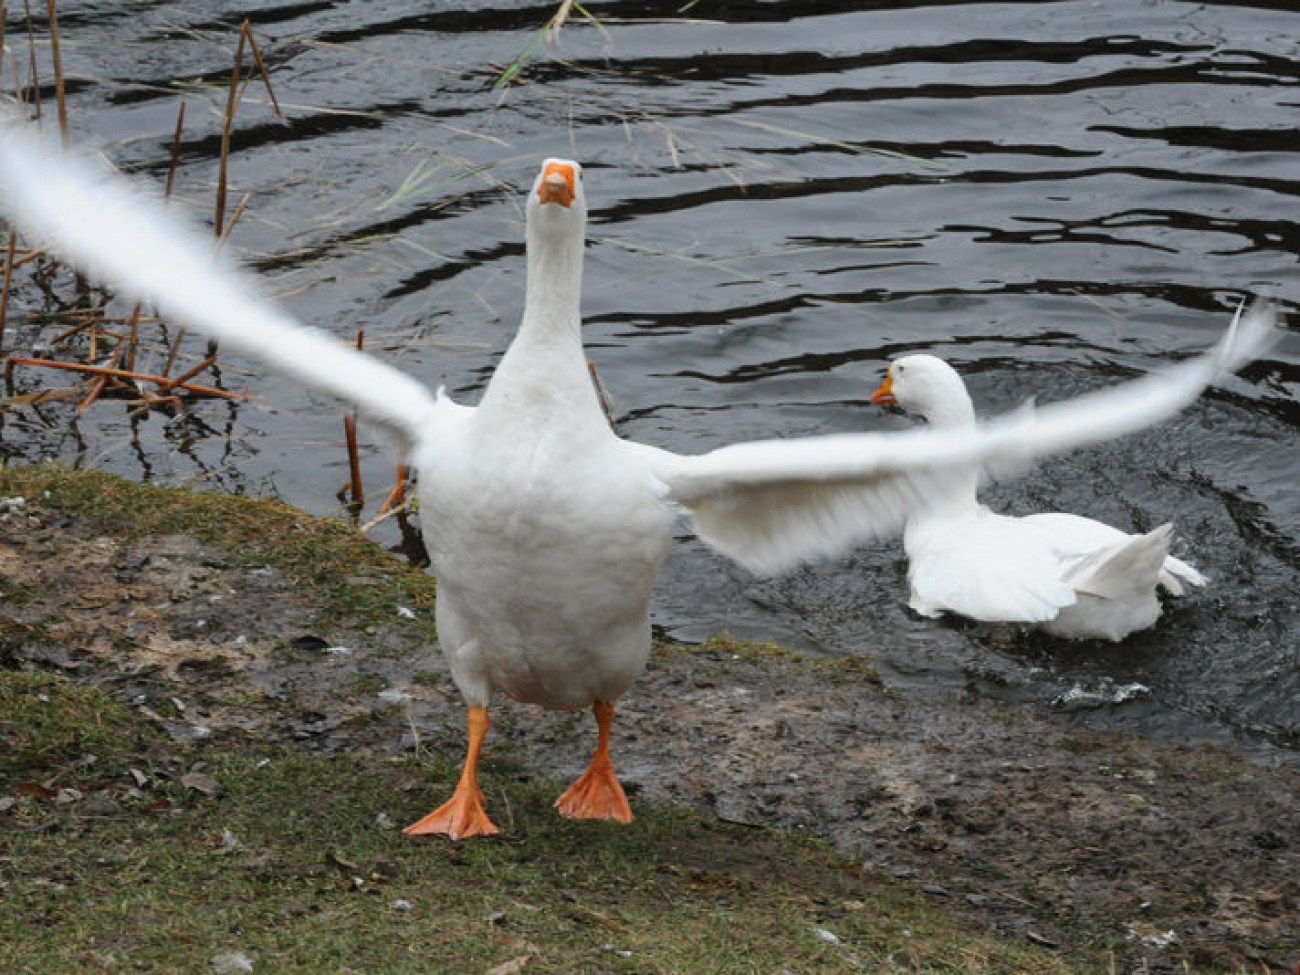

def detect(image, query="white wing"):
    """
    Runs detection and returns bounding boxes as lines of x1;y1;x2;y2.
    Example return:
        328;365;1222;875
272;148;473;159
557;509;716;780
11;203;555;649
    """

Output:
904;512;1080;622
0;122;441;446
633;301;1279;575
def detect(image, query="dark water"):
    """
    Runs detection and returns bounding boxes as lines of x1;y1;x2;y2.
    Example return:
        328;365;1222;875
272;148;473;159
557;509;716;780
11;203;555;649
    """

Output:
3;1;1297;762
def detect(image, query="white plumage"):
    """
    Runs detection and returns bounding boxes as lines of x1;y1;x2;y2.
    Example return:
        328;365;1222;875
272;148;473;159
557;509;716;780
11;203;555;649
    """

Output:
0;124;1278;836
870;353;1212;640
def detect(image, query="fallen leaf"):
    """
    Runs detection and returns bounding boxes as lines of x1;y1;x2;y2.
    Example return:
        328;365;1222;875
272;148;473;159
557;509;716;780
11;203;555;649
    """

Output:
485;956;531;975
17;782;56;801
326;851;359;872
181;772;223;797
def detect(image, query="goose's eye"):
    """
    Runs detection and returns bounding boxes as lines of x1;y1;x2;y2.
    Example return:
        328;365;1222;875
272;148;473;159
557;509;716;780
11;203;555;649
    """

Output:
895;364;905;377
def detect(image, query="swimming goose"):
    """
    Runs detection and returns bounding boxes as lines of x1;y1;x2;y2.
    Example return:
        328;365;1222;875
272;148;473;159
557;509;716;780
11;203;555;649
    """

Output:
871;353;1209;640
0;125;1277;837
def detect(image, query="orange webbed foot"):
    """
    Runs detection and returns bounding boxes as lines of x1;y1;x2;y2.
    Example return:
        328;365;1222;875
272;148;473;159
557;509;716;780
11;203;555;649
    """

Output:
555;701;633;824
555;751;633;823
405;705;500;840
404;783;500;839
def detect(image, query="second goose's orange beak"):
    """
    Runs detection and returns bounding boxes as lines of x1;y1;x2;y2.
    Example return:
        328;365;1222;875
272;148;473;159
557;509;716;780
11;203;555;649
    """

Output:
870;374;896;405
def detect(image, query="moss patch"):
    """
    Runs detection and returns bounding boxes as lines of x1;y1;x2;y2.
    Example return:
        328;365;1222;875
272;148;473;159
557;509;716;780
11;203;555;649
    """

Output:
0;463;437;637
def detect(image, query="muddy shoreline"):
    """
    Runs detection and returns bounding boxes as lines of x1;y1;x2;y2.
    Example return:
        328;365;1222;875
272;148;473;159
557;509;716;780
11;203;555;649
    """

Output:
1;475;1296;971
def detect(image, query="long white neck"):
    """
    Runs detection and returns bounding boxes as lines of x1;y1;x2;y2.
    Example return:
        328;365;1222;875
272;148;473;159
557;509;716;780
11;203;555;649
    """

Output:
920;391;977;431
479;210;602;424
909;379;980;522
521;215;584;335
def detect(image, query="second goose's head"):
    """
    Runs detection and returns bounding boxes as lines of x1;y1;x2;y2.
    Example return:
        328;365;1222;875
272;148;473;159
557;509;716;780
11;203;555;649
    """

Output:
871;354;976;428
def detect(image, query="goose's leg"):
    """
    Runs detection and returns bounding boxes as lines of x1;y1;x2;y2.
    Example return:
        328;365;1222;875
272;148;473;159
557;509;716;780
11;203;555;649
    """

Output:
405;705;501;839
555;701;633;823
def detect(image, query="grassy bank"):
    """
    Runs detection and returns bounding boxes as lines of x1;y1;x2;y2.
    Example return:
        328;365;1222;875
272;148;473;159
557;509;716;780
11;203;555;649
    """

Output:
0;465;1086;972
0;668;1077;974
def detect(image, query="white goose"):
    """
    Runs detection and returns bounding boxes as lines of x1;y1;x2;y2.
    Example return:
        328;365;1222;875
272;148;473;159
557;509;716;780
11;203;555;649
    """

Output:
871;354;1208;640
0;127;1277;838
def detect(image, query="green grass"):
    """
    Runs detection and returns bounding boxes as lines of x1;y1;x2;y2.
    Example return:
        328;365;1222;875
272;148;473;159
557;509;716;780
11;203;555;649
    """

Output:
0;669;1077;974
0;465;1088;971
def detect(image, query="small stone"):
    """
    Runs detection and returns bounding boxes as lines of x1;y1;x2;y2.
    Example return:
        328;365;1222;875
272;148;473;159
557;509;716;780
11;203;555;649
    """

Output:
392;899;413;912
181;772;224;797
211;951;254;974
80;796;122;817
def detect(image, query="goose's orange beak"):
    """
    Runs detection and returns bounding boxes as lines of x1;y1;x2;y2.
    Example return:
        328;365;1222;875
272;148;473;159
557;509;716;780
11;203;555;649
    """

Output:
537;161;576;207
870;374;896;405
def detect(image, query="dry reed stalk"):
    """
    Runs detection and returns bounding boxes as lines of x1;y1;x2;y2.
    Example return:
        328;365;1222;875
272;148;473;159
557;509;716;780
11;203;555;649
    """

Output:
217;192;251;251
342;413;363;510
214;25;247;237
126;389;182;417
164;100;186;199
156;352;218;394
44;0;68;147
48;315;109;346
377;460;409;516
4;355;245;400
22;0;39;120
215;21;283;237
44;312;156;326
10;245;45;270
587;359;616;430
0;386;78;410
240;21;283;118
341;329;366;511
0;230;16;354
161;327;186;378
124;301;142;372
76;338;125;415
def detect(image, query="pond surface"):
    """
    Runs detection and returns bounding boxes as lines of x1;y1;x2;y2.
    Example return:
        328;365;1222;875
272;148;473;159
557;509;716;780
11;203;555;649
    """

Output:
3;1;1298;762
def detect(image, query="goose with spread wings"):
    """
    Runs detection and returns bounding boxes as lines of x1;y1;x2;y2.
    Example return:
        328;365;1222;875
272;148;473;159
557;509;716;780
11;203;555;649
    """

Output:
0;129;1278;838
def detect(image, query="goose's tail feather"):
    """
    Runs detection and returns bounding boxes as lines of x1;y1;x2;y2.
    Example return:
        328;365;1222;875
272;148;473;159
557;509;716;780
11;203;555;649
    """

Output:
1066;524;1174;600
